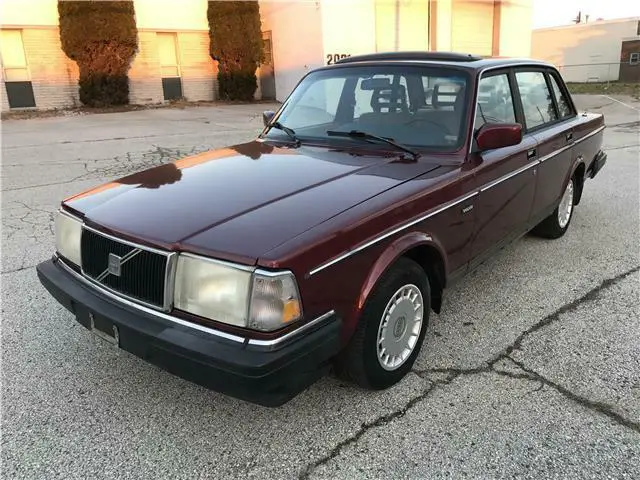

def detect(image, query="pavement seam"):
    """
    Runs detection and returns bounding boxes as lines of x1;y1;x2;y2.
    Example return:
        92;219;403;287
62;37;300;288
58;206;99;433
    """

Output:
299;265;640;478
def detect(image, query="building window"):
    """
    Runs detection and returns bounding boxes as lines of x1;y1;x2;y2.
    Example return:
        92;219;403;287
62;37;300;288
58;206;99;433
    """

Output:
630;53;640;65
0;29;36;108
157;32;182;101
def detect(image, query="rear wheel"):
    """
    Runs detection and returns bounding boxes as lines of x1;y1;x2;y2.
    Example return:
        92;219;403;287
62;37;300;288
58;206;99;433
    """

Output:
531;176;576;239
337;257;430;390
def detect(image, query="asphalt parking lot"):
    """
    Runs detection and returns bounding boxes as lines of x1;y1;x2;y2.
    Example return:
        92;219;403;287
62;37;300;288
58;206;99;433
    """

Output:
2;95;639;479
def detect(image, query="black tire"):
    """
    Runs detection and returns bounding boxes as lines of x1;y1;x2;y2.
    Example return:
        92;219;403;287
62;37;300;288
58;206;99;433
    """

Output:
336;257;430;390
531;176;577;239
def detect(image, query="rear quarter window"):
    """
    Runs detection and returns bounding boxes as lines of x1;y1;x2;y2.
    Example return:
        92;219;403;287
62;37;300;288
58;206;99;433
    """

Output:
549;74;574;118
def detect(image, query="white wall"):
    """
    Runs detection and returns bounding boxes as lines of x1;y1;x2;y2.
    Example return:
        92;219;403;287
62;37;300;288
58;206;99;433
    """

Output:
321;0;376;60
0;0;59;26
260;0;324;102
532;17;640;82
133;0;209;31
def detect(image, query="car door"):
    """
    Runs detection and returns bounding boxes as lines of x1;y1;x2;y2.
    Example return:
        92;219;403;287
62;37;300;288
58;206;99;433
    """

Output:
513;69;578;226
468;69;538;268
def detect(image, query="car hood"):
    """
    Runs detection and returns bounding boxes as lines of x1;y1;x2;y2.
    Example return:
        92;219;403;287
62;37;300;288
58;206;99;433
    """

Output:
65;141;443;264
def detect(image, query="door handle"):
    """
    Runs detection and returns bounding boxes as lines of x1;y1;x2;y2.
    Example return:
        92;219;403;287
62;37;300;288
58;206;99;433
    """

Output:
527;148;537;159
566;131;574;143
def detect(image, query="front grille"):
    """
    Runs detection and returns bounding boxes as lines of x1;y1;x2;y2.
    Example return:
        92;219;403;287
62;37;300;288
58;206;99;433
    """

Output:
81;228;168;308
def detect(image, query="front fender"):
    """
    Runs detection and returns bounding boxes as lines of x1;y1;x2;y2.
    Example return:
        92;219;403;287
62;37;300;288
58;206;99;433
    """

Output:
343;231;447;342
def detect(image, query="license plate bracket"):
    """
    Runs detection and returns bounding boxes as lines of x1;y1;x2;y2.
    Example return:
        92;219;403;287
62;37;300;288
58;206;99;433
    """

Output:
82;310;120;347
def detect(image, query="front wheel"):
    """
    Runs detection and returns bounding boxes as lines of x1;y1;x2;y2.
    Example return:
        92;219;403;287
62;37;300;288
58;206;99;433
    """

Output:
337;257;430;390
531;176;576;239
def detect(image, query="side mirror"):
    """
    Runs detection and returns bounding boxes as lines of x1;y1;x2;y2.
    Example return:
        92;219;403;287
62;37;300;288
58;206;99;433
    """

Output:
475;123;522;151
263;110;276;127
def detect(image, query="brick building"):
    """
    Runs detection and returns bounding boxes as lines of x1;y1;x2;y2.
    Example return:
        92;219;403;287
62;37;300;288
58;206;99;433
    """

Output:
1;0;216;111
1;0;534;111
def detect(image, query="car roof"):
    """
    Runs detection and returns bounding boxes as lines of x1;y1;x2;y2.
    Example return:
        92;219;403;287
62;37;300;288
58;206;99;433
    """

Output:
322;51;552;72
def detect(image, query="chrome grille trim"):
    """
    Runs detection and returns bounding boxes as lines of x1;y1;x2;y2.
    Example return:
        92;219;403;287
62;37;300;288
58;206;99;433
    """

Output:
80;224;173;311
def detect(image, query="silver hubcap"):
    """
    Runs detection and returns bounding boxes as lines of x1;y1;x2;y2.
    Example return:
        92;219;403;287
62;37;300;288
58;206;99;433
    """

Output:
377;284;424;371
558;180;574;228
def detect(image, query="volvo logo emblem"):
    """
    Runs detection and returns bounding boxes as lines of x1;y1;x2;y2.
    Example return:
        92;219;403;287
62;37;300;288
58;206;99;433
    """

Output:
96;248;141;281
108;253;122;277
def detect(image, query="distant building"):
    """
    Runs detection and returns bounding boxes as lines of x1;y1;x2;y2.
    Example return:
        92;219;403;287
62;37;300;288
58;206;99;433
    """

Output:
531;17;640;83
260;0;534;101
1;0;534;111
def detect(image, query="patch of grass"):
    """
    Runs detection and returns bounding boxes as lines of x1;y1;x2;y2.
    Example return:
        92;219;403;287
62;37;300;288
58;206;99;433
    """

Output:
566;82;640;99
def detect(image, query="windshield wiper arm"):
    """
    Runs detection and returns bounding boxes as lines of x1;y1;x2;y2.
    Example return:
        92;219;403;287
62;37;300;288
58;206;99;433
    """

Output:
270;121;300;145
326;130;419;160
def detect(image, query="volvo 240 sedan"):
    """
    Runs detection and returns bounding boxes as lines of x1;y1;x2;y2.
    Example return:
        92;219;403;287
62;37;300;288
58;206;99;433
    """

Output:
37;52;607;406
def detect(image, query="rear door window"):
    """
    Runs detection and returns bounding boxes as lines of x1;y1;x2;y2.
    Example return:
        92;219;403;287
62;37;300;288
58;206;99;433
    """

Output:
515;71;558;130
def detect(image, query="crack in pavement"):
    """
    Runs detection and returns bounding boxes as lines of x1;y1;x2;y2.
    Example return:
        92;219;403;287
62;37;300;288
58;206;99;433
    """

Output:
2;145;209;192
298;379;444;480
505;356;640;434
603;144;640;151
298;265;640;479
1;264;37;275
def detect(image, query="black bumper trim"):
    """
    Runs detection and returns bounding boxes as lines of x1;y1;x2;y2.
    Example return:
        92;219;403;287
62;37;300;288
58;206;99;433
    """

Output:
36;258;341;407
589;150;607;179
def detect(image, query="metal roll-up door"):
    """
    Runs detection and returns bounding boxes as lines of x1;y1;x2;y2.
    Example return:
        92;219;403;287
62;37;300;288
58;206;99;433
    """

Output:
451;0;494;56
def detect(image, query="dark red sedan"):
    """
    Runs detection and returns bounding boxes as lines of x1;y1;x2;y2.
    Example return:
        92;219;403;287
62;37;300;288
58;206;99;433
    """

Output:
37;52;607;406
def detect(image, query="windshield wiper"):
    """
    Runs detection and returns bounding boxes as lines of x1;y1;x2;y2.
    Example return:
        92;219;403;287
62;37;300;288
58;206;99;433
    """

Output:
270;121;300;146
326;130;419;160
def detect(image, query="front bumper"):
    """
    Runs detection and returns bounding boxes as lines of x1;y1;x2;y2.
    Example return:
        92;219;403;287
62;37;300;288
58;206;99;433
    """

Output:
36;257;341;407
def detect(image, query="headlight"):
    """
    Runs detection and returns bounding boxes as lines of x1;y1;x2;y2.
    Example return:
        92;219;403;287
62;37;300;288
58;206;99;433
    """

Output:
173;254;303;331
174;255;252;327
55;210;82;266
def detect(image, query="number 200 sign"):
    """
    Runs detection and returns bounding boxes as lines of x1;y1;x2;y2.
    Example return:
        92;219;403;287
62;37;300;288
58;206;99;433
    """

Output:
326;53;351;65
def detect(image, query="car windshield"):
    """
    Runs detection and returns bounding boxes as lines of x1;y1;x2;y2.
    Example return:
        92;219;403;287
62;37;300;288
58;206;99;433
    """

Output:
262;65;471;151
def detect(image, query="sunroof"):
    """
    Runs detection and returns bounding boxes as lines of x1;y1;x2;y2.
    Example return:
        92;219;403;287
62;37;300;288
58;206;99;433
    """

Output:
335;51;483;64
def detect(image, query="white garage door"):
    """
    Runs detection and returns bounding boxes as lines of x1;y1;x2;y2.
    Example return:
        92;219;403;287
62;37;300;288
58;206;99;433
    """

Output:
451;0;494;56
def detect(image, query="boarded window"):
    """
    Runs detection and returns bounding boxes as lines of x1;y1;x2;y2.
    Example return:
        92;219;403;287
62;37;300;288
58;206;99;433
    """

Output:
157;32;180;78
1;29;30;81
